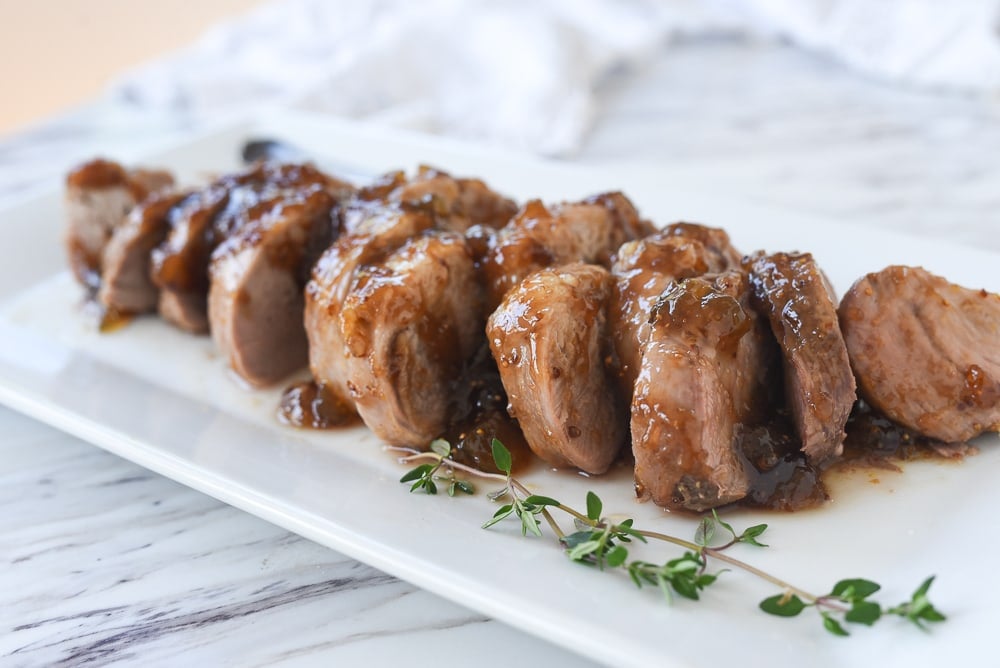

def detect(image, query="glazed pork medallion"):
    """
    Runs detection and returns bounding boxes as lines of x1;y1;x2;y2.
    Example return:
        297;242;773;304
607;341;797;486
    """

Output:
65;157;1000;513
839;266;1000;443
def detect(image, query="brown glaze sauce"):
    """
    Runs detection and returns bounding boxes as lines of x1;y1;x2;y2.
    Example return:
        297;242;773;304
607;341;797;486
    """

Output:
736;414;828;511
836;399;957;468
276;375;960;509
732;400;965;513
438;345;532;475
961;364;987;408
153;162;333;295
653;277;751;353
278;381;358;429
97;306;134;333
67;159;169;201
274;347;530;474
66;159;129;190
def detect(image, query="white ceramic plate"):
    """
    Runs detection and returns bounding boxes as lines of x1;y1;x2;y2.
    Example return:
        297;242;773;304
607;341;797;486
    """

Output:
1;111;997;668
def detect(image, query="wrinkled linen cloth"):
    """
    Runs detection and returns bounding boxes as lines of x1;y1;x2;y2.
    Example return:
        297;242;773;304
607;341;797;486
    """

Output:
116;0;1000;155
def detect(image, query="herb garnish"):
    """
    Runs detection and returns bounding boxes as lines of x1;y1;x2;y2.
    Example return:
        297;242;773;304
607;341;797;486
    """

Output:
397;439;475;496
390;439;945;637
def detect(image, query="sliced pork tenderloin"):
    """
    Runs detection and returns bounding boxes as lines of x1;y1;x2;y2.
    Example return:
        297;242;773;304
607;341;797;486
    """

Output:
839;266;1000;442
338;232;484;445
488;263;626;473
610;223;741;397
98;191;189;316
392;165;517;232
305;167;515;424
208;186;337;387
341;166;516;236
746;252;856;463
151;162;346;334
151;186;231;333
65;158;173;290
631;271;774;512
305;208;437;411
482;192;653;310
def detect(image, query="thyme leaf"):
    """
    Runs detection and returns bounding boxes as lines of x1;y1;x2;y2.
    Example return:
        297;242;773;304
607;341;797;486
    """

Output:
389;440;946;638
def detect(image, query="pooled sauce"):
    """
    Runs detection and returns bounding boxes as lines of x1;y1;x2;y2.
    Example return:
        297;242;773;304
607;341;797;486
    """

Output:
81;297;134;333
438;345;532;474
733;400;965;513
97;306;134;333
275;350;532;471
278;380;358;429
837;399;954;467
737;414;828;511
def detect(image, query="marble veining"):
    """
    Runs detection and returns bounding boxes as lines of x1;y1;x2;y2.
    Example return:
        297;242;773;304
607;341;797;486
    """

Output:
0;413;584;667
1;37;998;667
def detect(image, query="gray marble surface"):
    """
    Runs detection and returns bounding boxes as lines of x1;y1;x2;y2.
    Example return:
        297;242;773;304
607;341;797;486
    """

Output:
1;39;998;667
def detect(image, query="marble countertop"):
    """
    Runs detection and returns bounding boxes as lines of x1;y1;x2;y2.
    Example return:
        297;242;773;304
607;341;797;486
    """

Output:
2;39;998;667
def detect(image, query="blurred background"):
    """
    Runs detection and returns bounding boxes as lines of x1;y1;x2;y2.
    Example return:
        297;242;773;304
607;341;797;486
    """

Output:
2;0;996;249
3;0;998;152
0;0;263;134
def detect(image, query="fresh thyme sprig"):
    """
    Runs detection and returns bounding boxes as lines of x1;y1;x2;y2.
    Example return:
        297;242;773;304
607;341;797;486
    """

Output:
759;575;946;636
390;439;946;637
397;439;475;496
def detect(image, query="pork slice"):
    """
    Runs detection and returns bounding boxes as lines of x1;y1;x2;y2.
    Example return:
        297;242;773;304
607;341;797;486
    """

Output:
839;266;1000;442
211;162;349;240
748;252;856;463
65;159;174;290
610;224;740;396
98;191;189;315
584;192;656;243
392;165;517;232
151;186;230;333
632;271;773;512
304;209;435;408
152;162;346;334
451;176;519;229
488;263;625;473
658;222;743;268
208;186;336;387
483;192;653;309
340;167;515;236
338;232;484;445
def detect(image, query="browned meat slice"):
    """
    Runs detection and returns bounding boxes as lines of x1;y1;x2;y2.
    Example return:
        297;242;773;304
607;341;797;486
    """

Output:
338;232;484;445
656;222;743;267
65;159;173;290
305;208;436;410
482;192;654;309
392;165;518;232
98;191;189;316
487;263;625;473
839;266;1000;442
151;187;230;333
341;166;516;236
632;272;773;512
747;252;856;463
208;186;336;387
151;162;347;334
610;223;741;396
305;167;511;413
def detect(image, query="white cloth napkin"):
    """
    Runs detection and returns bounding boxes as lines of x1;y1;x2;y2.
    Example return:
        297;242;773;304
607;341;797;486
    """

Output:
115;0;1000;156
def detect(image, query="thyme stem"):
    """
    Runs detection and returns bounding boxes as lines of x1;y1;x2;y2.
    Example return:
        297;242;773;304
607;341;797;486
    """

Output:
392;440;943;634
388;447;509;483
389;444;819;599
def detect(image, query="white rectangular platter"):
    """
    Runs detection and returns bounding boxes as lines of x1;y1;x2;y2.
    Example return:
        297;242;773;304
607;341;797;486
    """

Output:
1;111;997;668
